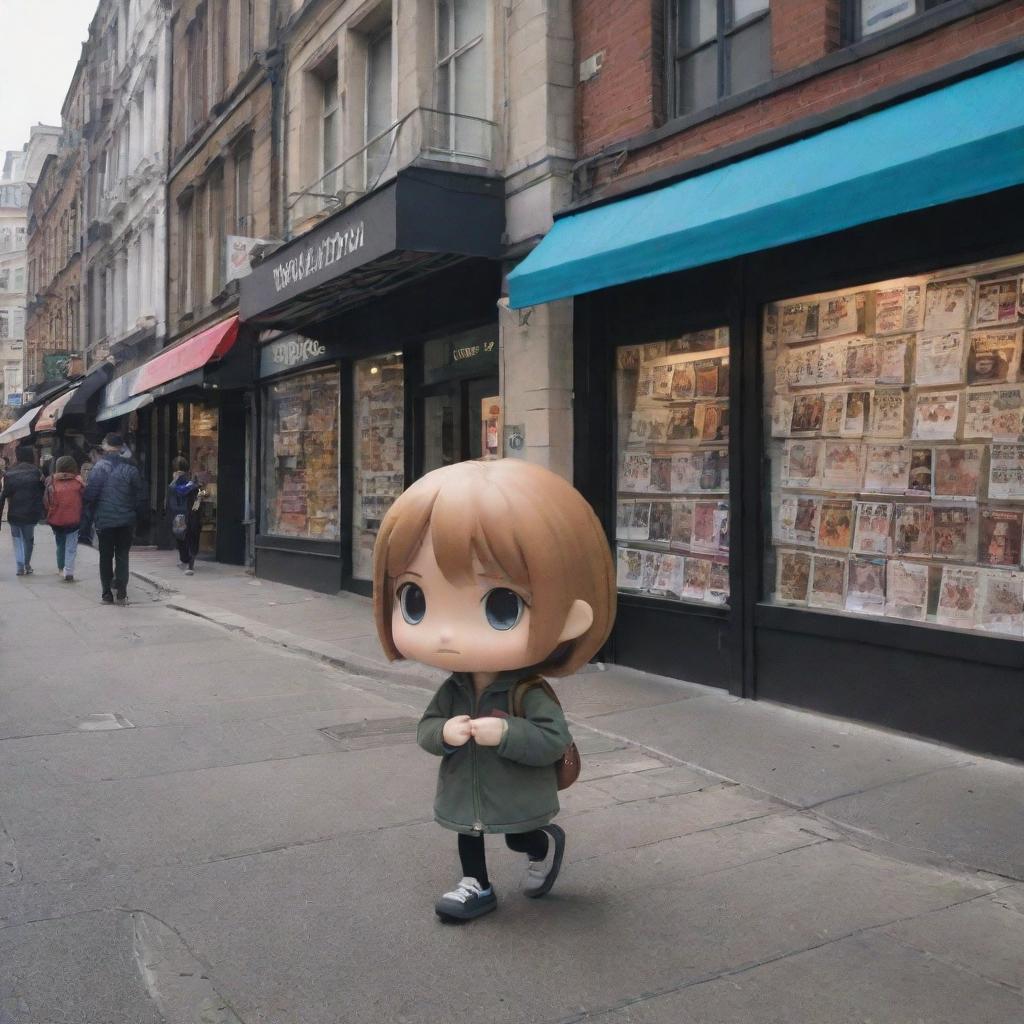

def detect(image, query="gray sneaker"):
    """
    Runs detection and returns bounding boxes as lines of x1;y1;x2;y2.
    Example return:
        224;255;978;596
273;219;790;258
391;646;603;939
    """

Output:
523;824;565;898
435;877;497;921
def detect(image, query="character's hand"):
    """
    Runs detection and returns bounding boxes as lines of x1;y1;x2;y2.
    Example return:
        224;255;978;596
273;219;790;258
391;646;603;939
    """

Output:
442;715;473;746
470;717;507;747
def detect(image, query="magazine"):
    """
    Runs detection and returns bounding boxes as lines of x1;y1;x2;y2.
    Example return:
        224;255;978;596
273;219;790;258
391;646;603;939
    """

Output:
619;453;651;492
694;358;724;397
666;405;699;442
649;456;673;493
782;440;823;487
615;500;633;541
771;395;795;438
616;546;643;589
775;549;811;604
974;277;1020;326
936;565;981;627
669;499;694;551
648;500;674;544
989;385;1024;440
876;334;913;384
644;341;667;363
808;554;847;609
671;362;696;400
707;562;730;605
923;279;972;331
978;508;1023;568
779;302;819;344
816;340;846;384
932;505;979;561
892;504;933;556
822;393;846;436
696;450;728;492
789;346;820;387
691;500;729;553
635;365;655;401
822;441;864;490
671;452;702;492
682;557;712;601
790;394;825;435
629;502;652;541
906;447;933;496
853;501;893;555
695;402;728;443
915;331;966;386
816;498;855;550
988;443;1024;500
651;363;675;401
843;337;879;384
775;495;820;546
964;389;996;438
863;443;911;493
653;553;687;598
617;346;642;370
841;390;871;436
874;286;922;334
869;389;907;438
932;445;983;500
966;328;1021;386
885;560;930;620
846;555;887;614
978;570;1024;634
818;292;862;338
628;409;670;445
912;391;960;441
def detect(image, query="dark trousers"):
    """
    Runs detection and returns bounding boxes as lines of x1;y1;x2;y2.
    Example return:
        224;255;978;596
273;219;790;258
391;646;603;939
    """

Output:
457;830;550;890
97;524;133;597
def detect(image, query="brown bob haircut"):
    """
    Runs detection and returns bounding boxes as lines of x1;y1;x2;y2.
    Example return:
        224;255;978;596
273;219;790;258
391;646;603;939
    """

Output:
373;460;616;677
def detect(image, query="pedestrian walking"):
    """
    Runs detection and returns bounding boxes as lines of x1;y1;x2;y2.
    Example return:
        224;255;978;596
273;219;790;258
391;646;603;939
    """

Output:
45;455;85;582
83;432;146;606
166;457;203;575
0;446;46;577
372;460;616;922
77;449;98;547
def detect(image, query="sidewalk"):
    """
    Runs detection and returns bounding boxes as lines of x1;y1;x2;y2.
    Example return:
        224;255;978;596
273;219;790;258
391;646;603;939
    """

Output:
124;546;1024;884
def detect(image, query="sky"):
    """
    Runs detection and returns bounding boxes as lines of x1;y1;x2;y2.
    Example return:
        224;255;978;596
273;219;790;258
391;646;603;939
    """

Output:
0;0;96;157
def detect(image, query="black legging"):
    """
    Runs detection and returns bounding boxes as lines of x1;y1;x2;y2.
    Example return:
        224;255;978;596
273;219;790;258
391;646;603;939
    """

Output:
457;830;549;890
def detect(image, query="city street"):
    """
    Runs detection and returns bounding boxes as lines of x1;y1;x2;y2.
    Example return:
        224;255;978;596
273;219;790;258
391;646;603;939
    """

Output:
1;529;1022;1024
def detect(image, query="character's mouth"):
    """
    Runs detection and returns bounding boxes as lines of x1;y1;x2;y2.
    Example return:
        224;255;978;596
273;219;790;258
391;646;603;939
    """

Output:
435;648;460;654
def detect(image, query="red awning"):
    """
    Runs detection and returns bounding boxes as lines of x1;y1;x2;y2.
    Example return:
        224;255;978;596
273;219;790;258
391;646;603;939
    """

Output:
131;317;239;396
34;386;80;433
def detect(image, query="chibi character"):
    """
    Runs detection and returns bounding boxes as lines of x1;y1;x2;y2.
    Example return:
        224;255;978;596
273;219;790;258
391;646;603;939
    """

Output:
373;460;616;922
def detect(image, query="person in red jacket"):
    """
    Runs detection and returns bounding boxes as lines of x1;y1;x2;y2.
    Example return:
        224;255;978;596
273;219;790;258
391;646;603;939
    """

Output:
45;455;85;582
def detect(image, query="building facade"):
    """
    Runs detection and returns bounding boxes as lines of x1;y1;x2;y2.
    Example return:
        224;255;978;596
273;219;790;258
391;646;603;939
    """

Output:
506;0;1024;757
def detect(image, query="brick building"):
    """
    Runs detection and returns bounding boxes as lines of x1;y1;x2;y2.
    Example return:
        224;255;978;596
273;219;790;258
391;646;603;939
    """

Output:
506;0;1024;758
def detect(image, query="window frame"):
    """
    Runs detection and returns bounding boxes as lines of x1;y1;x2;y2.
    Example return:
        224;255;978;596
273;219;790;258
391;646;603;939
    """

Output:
843;0;951;42
434;0;487;154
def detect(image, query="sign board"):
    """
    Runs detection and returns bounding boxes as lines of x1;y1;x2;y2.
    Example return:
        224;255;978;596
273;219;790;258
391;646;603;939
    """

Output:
259;334;331;378
6;393;21;407
226;235;271;283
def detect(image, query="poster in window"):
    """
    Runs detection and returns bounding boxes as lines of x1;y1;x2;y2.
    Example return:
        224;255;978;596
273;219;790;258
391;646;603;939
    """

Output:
616;546;643;589
617;346;642;370
966;328;1021;385
693;359;724;397
988;443;1024;500
964;389;996;439
779;302;819;344
695;403;728;443
789;346;821;388
619;453;651;492
650;456;673;493
843;337;879;384
853;501;893;555
671;362;696;400
808;553;846;609
671;452;701;492
876;334;913;384
923;279;973;332
932;505;979;561
771;395;794;438
682;557;712;601
932;445;983;500
863;443;911;494
629;409;670;445
790;394;825;435
707;562;730;605
653;553;687;599
989;385;1024;440
974;278;1020;326
670;499;694;551
816;498;854;551
869;389;906;438
874;287;921;335
886;560;930;620
906;447;933;496
691;500;729;554
936;566;981;627
840;390;870;437
648;500;674;544
818;292;862;338
822;441;863;490
782;440;822;487
915;331;966;386
912;392;960;441
644;342;667;362
615;500;633;541
821;393;846;436
845;555;886;614
775;494;820;546
629;501;651;541
977;508;1023;568
640;550;661;591
775;549;811;604
893;504;933;557
816;340;847;384
978;570;1024;634
651;363;675;400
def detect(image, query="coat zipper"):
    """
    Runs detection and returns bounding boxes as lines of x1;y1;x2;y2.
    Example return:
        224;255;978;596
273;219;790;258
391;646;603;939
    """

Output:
469;680;484;833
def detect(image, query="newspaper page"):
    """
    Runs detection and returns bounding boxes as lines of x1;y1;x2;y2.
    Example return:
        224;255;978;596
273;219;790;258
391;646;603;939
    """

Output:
619;453;651;492
790;394;825;435
671;452;701;492
629;502;651;541
782;440;823;487
936;565;981;627
666;406;698;442
932;445;983;500
912;391;960;441
789;346;820;387
816;340;847;385
818;292;862;338
822;441;864;490
682;557;712;601
988;443;1024;500
869;389;907;438
978;508;1023;568
771;395;795;438
695;402;728;443
923;279;973;331
845;555;887;614
775;495;820;546
628;409;670;445
885;560;930;620
691;500;729;553
816;499;854;551
697;450;728;493
653;553;686;598
863;443;911;493
639;550;660;591
989;385;1024;440
671;362;696;400
615;499;632;541
876;334;913;384
932;505;980;561
978;570;1024;634
649;456;672;493
964;389;996;438
892;503;933;556
915;331;966;386
706;561;730;605
779;302;819;344
840;391;871;437
648;500;673;544
775;549;811;604
874;286;921;334
853;501;894;555
616;546;643;589
844;337;879;384
808;553;847;609
975;277;1020;326
822;393;846;436
906;447;933;496
966;327;1021;385
669;499;694;551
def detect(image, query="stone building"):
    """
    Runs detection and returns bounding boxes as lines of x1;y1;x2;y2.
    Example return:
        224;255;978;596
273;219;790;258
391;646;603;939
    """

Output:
25;62;87;391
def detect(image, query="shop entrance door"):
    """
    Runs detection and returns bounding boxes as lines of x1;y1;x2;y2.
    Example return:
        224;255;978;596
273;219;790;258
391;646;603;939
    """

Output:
419;374;499;474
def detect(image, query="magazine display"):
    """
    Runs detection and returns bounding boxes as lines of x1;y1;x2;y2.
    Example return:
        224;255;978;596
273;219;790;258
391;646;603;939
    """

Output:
764;257;1024;638
616;331;730;607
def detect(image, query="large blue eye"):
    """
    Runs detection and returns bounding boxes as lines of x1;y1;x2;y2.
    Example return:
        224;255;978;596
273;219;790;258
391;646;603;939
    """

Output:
398;583;426;624
484;588;524;630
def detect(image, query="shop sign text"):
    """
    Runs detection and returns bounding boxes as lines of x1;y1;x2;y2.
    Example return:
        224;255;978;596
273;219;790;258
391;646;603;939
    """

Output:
261;336;329;376
271;223;365;293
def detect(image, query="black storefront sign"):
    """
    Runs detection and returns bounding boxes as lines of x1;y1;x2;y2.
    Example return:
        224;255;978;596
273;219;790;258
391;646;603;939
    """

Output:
259;335;332;378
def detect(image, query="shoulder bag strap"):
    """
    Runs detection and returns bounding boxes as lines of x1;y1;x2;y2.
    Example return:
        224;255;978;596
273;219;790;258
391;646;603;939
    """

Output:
510;675;562;717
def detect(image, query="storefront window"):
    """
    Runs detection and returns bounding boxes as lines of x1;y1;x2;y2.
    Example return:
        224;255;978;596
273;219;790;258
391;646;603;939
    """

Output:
263;368;341;540
764;255;1024;637
615;328;731;605
353;353;404;580
190;404;219;554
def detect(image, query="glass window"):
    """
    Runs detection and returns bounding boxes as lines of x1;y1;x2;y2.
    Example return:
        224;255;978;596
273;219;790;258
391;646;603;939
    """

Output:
763;254;1024;637
264;368;341;541
353;353;405;580
853;0;953;39
667;0;770;118
234;147;252;234
189;404;219;555
435;0;488;156
615;328;731;606
322;73;339;194
365;28;394;187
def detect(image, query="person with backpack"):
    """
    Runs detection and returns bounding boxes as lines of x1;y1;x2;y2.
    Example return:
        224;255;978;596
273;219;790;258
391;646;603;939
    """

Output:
0;446;46;577
45;455;86;582
372;460;617;922
166;457;203;575
83;432;147;606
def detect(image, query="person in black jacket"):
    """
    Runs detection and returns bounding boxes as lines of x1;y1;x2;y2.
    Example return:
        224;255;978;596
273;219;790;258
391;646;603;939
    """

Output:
0;447;46;576
83;432;147;606
166;457;204;574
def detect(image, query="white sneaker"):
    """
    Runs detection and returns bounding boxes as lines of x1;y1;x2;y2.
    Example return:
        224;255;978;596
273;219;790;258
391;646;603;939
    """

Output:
184;568;194;576
434;876;497;920
523;824;565;898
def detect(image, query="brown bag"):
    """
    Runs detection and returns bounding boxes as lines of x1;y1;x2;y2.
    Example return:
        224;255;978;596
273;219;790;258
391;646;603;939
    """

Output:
510;676;581;790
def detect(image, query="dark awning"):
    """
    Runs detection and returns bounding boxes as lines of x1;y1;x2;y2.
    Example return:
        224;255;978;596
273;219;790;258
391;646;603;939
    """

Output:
60;362;114;420
240;167;504;330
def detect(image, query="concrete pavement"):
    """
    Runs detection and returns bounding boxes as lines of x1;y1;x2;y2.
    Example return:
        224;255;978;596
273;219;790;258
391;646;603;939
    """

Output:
0;527;1021;1023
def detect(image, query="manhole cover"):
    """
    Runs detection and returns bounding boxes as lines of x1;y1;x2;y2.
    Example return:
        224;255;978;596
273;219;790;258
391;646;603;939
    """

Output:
77;713;135;731
319;717;419;750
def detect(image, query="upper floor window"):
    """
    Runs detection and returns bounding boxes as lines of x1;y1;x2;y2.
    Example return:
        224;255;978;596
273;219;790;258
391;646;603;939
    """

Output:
235;146;252;235
435;0;488;155
186;16;208;134
365;26;394;187
0;310;9;339
240;0;256;67
666;0;771;118
322;72;339;193
847;0;953;38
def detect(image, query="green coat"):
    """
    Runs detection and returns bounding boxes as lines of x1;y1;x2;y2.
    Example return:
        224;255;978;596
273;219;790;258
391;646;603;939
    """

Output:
417;670;572;835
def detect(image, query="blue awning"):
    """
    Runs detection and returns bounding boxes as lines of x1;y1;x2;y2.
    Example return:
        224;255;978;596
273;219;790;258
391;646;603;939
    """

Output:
508;59;1024;309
